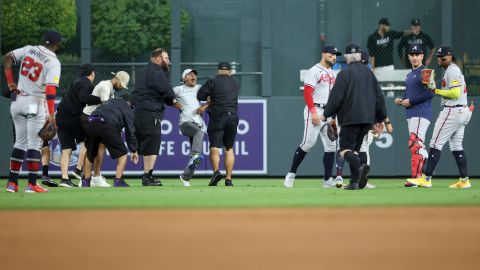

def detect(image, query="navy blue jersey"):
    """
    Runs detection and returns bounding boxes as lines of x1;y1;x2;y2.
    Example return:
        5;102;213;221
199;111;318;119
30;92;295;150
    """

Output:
403;65;434;121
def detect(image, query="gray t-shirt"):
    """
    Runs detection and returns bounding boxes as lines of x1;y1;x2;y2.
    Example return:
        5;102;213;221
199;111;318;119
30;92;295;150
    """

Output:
173;84;205;127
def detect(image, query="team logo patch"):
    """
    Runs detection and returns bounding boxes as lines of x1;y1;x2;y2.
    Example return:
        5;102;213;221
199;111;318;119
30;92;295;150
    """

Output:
450;79;460;86
53;76;60;84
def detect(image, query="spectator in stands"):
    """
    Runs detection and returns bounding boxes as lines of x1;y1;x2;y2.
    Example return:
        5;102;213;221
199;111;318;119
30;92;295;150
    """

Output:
367;18;406;72
398;19;436;69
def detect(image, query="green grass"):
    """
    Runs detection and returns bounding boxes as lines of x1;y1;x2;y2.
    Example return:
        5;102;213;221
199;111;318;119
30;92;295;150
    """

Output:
0;179;479;210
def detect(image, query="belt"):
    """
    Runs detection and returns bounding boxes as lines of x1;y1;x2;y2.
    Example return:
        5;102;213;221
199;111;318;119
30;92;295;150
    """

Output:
88;115;106;122
442;104;467;108
314;103;326;109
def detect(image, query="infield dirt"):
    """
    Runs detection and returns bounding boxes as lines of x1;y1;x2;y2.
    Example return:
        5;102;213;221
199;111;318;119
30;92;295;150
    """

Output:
1;207;479;270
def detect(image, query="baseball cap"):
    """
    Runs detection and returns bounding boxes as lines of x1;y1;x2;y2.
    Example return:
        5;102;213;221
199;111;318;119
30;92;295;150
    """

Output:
111;71;130;89
43;30;62;45
407;44;424;54
360;51;370;64
322;46;342;56
411;18;421;26
218;62;231;70
80;64;95;76
345;44;360;54
378;18;390;26
182;68;198;79
435;46;454;57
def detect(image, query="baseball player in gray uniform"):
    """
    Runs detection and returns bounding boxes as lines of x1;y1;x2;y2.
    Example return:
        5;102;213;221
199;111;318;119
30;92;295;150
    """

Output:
284;46;342;188
173;69;208;186
4;30;62;193
407;46;473;188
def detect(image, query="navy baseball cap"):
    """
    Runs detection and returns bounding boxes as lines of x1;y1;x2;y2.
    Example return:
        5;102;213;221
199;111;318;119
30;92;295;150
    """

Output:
322;46;342;56
407;44;424;54
218;62;231;70
43;30;62;45
360;51;370;64
411;19;421;26
378;18;390;26
345;44;360;54
435;46;454;57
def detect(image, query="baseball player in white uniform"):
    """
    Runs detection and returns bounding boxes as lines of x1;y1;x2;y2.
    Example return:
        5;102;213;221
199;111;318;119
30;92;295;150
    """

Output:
284;46;342;188
408;46;473;188
80;71;130;187
173;69;208;187
4;30;62;193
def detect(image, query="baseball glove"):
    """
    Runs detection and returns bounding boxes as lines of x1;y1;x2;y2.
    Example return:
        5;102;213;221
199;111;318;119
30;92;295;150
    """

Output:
326;119;338;142
38;120;57;141
421;69;436;90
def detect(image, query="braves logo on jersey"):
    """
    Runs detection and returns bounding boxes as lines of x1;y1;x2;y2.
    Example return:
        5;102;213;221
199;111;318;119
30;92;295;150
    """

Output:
304;64;336;104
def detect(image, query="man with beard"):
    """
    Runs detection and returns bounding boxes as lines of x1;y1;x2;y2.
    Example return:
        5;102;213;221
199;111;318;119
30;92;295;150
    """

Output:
79;70;130;187
283;46;342;188
367;18;406;71
131;48;181;186
173;69;208;187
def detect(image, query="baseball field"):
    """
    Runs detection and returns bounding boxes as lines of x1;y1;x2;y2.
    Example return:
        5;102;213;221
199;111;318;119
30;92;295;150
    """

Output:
1;178;480;270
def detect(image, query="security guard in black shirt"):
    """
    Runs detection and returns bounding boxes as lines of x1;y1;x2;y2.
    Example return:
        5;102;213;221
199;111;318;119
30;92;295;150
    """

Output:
198;62;240;187
131;48;181;186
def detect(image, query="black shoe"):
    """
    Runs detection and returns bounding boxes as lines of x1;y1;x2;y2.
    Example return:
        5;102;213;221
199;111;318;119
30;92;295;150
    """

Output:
208;171;223;186
59;178;78;188
41;176;58;187
71;168;82;180
343;183;359;190
358;164;370;189
142;175;163;186
225;179;233;186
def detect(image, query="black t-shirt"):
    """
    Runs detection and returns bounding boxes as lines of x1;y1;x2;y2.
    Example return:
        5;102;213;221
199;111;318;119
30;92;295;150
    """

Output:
197;74;240;118
367;30;403;67
398;32;435;68
57;76;100;116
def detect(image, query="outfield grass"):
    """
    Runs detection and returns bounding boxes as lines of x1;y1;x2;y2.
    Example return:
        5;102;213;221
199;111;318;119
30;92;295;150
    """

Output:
0;179;479;209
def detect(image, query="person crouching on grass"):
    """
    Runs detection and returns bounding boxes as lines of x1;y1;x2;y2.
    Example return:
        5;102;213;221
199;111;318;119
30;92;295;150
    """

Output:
82;95;138;187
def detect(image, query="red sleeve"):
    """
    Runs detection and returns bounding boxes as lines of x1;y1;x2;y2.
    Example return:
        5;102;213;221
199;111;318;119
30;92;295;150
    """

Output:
303;85;316;114
4;68;14;85
45;85;56;115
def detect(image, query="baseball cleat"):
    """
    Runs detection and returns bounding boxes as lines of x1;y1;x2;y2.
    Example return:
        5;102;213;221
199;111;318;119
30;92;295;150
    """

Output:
41;176;58;187
208;170;223;186
358;164;370;189
179;175;191;187
6;182;18;193
25;183;48;193
283;172;296;188
323;177;337;188
59;179;79;188
449;178;471;189
335;176;344;188
91;175;111;187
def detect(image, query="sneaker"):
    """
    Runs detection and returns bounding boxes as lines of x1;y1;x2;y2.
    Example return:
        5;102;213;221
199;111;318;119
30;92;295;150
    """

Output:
81;178;91;187
343;183;359;190
41;176;58;187
188;153;204;170
225;179;234;186
365;182;376;189
6;182;18;193
358;164;370;189
208;170;223;186
335;176;344;188
180;167;193;182
284;172;296;188
114;178;130;187
142;175;163;186
407;176;431;188
91;175;111;187
449;178;472;189
323;177;337;188
179;174;191;187
71;168;82;180
25;183;48;193
59;179;78;188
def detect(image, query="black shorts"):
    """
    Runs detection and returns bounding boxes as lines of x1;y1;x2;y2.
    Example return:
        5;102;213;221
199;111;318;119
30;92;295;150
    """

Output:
84;121;127;162
56;113;85;151
134;112;162;156
339;124;372;153
208;112;238;149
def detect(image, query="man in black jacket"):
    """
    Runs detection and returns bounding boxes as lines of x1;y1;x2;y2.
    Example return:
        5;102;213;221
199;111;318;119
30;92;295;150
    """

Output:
55;64;101;187
321;44;391;190
82;95;138;187
198;62;240;187
131;48;181;186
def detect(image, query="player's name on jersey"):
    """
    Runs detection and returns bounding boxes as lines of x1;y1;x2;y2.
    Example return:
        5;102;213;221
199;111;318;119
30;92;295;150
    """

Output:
28;47;52;64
